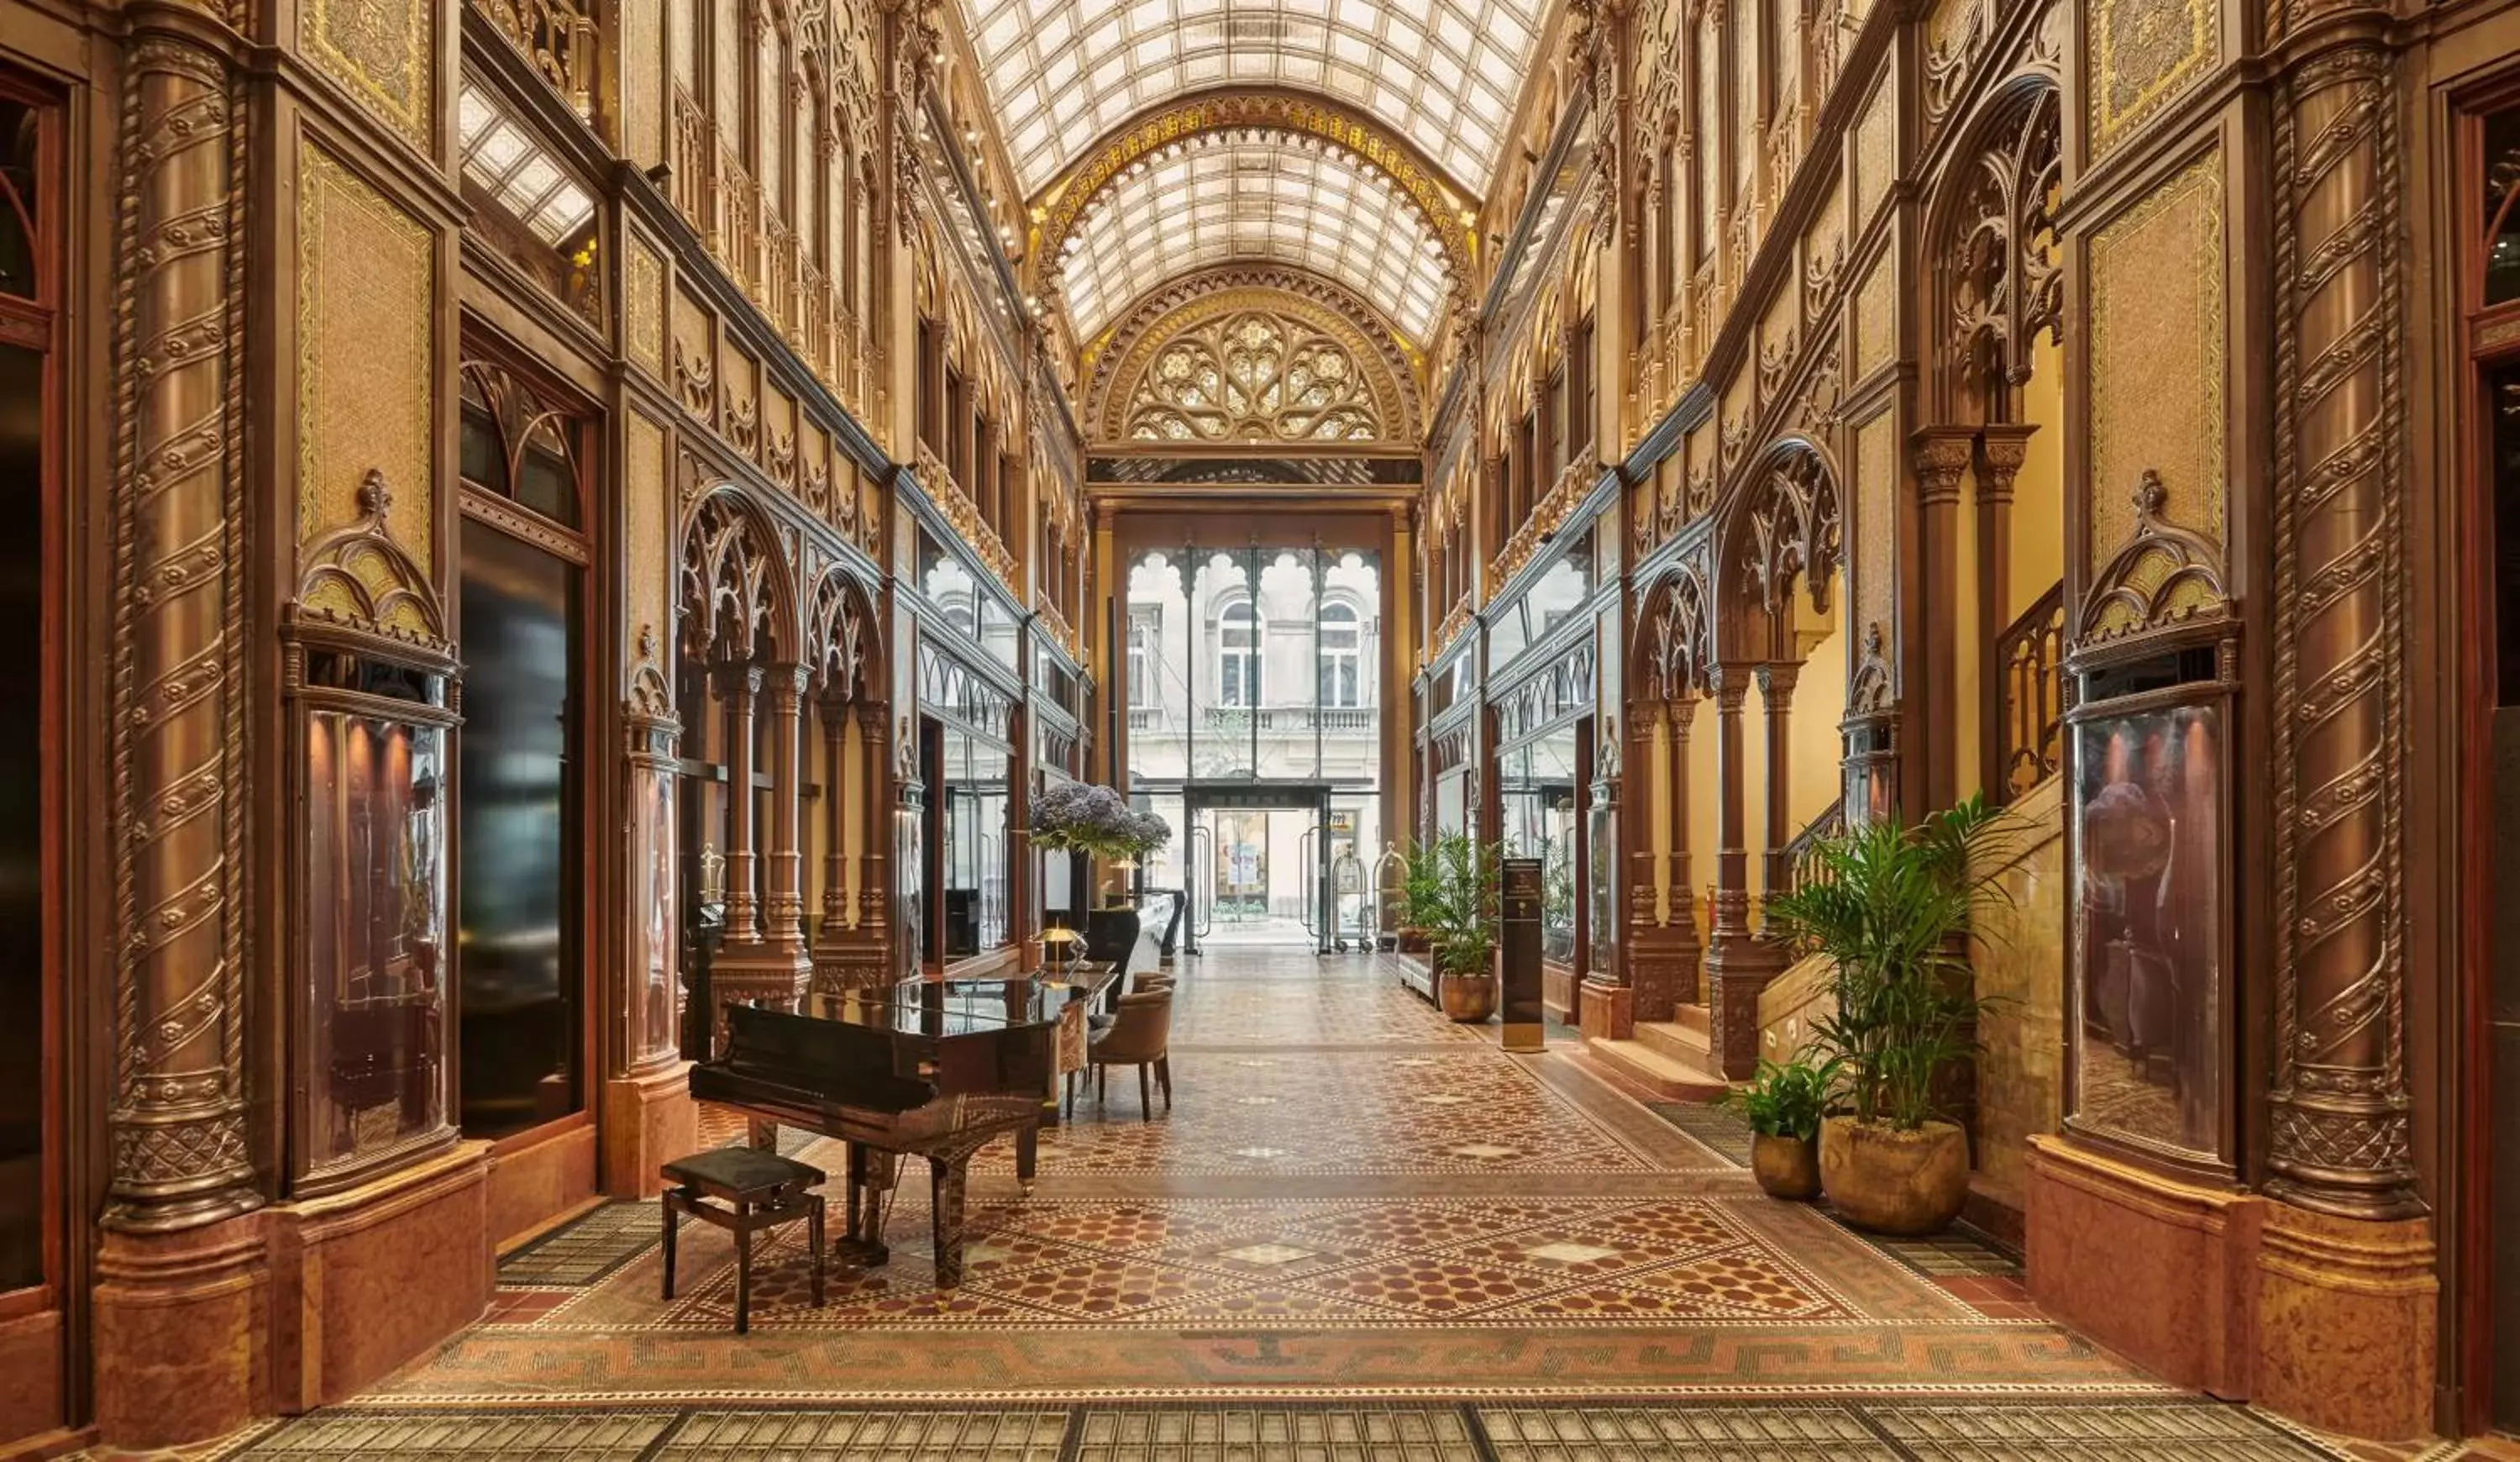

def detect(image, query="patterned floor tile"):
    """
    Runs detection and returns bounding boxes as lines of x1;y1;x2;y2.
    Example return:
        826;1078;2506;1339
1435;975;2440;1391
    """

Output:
1868;1400;2351;1459
654;1409;1067;1459
496;1202;659;1288
227;1410;676;1459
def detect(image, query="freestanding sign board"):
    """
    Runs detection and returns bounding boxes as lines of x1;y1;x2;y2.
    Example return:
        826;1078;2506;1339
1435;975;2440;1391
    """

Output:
1500;855;1545;1052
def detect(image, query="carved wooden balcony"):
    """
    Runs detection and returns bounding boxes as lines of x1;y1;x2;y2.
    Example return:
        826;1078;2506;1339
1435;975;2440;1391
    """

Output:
471;0;597;119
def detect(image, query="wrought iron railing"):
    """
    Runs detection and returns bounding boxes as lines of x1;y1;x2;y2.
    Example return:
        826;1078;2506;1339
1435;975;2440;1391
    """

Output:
1995;582;2065;801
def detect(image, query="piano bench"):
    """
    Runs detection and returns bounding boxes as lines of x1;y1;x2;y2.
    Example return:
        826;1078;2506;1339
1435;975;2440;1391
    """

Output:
659;1147;828;1333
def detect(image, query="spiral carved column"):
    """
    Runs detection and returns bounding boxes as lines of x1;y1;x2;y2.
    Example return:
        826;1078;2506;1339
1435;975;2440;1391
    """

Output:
2265;25;2420;1224
106;24;257;1233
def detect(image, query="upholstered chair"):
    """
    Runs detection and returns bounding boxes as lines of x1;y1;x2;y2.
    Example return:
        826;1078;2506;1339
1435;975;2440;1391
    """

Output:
1077;988;1173;1121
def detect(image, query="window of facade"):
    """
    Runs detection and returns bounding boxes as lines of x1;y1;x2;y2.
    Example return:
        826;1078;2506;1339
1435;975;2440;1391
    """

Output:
1128;609;1160;708
1215;594;1261;707
1319;601;1363;708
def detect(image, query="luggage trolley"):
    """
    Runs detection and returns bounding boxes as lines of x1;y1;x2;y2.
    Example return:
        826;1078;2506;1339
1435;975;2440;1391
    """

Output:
1368;843;1410;951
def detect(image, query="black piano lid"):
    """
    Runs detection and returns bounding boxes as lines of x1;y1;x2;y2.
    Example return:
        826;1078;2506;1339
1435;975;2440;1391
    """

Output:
795;976;1064;1037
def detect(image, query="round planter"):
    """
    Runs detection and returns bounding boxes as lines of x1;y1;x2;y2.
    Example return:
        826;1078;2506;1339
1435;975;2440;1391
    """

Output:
1818;1116;1971;1234
1749;1132;1821;1201
1438;971;1497;1023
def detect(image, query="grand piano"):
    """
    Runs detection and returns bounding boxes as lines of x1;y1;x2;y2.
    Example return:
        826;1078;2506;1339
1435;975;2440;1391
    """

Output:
689;976;1057;1286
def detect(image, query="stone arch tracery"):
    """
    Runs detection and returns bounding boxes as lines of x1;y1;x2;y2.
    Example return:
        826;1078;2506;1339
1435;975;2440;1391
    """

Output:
1715;439;1843;660
1927;75;2064;426
1086;267;1423;444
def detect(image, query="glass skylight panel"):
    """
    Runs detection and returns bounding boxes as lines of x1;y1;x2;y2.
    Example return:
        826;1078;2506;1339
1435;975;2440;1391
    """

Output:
1056;142;1449;342
958;0;1548;194
457;79;596;248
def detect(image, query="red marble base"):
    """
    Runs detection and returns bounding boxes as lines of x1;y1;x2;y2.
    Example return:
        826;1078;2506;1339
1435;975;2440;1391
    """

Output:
0;1304;66;1449
2025;1134;2438;1443
601;1060;696;1198
486;1121;597;1248
1578;978;1634;1041
92;1214;270;1450
263;1144;495;1416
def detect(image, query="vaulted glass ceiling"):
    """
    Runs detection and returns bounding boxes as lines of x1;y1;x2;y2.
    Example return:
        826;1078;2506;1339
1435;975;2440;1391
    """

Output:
960;0;1546;197
1057;141;1452;344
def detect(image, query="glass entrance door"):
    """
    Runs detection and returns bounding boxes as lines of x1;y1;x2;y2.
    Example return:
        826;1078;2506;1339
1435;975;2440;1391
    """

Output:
1180;784;1335;951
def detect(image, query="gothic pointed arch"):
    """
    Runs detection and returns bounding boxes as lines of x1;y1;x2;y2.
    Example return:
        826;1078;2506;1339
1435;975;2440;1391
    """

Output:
1630;560;1714;706
678;483;797;665
1715;440;1844;658
804;567;885;702
1924;72;2065;424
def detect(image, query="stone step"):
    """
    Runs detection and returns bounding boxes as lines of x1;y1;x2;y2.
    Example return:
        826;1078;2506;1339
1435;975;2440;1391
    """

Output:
1670;1002;1711;1039
1584;1036;1731;1102
1637;1017;1712;1065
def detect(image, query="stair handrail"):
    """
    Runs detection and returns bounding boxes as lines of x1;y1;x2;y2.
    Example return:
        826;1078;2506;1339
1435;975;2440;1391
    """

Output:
1993;581;2066;802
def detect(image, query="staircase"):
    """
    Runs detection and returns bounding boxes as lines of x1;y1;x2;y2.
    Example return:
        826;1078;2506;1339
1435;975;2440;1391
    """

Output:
1586;1001;1730;1100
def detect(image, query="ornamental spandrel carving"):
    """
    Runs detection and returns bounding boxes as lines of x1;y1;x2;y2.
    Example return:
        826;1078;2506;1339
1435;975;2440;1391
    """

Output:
307;0;435;145
2086;0;2218;158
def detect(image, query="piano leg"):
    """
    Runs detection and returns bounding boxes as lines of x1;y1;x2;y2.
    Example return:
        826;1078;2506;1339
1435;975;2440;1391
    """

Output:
838;1143;895;1269
747;1117;778;1151
930;1155;969;1288
1015;1123;1038;1191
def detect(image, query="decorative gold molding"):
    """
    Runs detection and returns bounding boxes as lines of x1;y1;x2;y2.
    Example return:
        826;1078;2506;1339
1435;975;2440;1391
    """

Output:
1095;293;1415;448
2086;0;2217;159
1489;455;1599;589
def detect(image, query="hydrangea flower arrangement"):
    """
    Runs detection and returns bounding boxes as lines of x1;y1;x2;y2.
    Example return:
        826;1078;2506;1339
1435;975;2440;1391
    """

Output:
1030;783;1171;858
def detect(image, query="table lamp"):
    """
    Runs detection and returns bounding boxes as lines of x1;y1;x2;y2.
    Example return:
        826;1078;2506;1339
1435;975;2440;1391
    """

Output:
1042;923;1084;976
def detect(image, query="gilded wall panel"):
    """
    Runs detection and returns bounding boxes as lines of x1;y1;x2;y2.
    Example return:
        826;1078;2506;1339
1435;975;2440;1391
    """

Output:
2086;0;2218;160
297;142;435;576
1851;256;1896;379
1852;408;1896;638
623;0;662;164
626;412;669;653
2087;152;2224;574
1854;76;1897;227
672;287;716;420
719;342;760;458
304;0;434;146
624;232;665;379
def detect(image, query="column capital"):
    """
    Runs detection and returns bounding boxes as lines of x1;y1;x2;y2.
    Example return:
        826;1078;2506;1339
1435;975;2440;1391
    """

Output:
711;660;765;698
1709;663;1755;709
1975;423;2037;507
1755;660;1798;706
1909;426;1975;508
761;661;812;702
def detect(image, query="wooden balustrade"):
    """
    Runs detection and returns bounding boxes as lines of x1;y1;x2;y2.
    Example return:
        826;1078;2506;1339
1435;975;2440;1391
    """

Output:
472;0;597;118
1994;582;2064;802
1778;796;1845;898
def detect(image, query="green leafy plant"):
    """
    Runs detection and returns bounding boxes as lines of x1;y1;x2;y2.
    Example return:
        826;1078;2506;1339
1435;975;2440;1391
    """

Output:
1399;833;1503;977
1760;791;2020;1131
1722;1054;1845;1141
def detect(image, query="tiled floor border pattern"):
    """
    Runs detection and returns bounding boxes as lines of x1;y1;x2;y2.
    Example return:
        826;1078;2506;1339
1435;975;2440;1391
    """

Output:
194;1399;2366;1460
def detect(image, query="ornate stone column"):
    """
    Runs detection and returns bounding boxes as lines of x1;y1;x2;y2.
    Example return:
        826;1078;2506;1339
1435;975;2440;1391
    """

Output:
716;661;763;943
1756;662;1798;907
1667;697;1704;1006
604;641;696;1197
105;18;257;1238
2252;10;2433;1441
761;662;808;950
1911;428;1974;814
818;697;851;933
1974;425;2033;798
1701;665;1777;1076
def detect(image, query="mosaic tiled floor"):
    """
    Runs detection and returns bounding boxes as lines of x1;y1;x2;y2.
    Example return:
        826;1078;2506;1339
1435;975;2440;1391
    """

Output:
297;949;2225;1423
199;1401;2365;1460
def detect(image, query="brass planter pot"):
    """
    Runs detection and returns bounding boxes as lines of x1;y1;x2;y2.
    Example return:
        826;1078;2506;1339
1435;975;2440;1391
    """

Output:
1818;1115;1970;1235
1438;970;1496;1023
1749;1132;1821;1200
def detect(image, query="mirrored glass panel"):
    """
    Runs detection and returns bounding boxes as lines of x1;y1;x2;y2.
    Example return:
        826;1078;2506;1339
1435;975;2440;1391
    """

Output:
303;712;449;1180
2069;703;2223;1160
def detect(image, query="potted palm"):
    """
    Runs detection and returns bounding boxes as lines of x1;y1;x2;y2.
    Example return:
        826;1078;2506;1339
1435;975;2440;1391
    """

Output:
1401;834;1501;1022
1721;1054;1842;1200
1761;792;2016;1235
